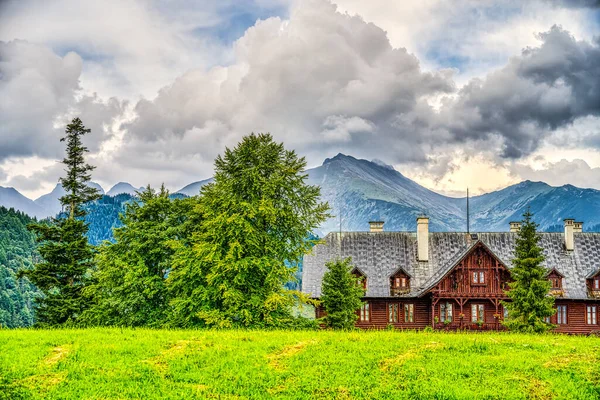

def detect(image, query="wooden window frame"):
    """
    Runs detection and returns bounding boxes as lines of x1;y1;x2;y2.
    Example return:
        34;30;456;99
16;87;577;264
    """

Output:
388;303;399;323
404;303;414;323
550;277;562;290
587;305;597;325
594;278;600;290
471;303;484;322
557;305;567;325
472;271;485;285
359;303;370;323
391;276;410;290
440;302;453;323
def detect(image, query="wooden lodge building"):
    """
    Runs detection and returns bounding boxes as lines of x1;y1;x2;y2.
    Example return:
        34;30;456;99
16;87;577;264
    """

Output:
302;217;600;334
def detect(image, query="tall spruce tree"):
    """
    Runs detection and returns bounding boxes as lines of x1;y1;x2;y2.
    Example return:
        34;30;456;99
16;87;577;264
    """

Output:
320;258;364;330
19;118;100;326
168;133;329;328
503;208;555;333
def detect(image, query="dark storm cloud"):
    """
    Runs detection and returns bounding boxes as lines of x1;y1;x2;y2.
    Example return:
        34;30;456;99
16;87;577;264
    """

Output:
439;26;600;158
544;0;600;8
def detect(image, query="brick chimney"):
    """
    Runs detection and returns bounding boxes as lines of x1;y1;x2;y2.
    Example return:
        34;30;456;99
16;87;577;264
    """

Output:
369;221;384;232
564;218;575;251
509;221;521;232
574;221;583;233
417;216;429;262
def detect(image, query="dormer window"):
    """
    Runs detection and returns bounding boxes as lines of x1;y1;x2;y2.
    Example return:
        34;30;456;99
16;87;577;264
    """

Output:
351;268;367;291
546;269;564;296
390;268;411;296
588;269;600;298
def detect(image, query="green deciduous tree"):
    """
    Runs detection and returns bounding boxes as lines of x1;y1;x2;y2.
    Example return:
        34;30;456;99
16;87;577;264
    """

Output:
19;118;100;326
320;258;364;330
503;208;555;333
168;133;329;328
81;186;195;327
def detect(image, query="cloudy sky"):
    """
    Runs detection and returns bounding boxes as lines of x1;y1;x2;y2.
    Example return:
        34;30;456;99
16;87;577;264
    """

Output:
1;0;599;198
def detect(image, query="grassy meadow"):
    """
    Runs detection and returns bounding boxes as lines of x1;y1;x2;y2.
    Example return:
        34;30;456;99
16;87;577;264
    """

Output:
0;329;599;399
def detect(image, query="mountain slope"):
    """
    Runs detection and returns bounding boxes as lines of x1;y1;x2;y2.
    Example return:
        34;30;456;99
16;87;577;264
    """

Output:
176;178;213;197
107;182;143;197
0;187;47;219
35;182;105;218
306;154;600;234
306;154;465;233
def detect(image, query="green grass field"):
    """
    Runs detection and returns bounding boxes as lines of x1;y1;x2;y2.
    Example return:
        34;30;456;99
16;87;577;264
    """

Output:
0;329;599;399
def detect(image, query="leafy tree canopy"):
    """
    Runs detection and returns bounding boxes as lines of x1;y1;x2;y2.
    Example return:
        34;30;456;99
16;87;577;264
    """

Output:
168;133;329;328
81;185;195;327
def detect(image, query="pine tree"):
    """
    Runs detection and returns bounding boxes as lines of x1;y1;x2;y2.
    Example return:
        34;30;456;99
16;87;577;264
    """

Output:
81;185;194;327
168;133;329;328
320;258;364;330
502;208;555;333
19;118;100;326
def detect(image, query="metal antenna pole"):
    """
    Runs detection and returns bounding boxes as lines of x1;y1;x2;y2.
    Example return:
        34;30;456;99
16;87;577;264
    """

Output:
467;188;470;234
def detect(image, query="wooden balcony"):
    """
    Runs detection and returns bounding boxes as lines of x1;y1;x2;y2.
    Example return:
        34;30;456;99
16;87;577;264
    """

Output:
434;289;508;299
589;290;600;299
390;287;410;296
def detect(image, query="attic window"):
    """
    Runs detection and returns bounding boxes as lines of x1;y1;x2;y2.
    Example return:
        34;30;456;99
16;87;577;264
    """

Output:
352;268;367;290
472;271;485;284
390;269;411;296
550;277;562;289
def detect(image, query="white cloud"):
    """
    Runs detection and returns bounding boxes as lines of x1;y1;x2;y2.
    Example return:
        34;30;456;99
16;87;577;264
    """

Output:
1;0;600;199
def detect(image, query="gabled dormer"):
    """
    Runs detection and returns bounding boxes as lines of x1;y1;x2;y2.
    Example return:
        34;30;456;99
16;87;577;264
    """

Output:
587;268;600;299
546;268;565;297
389;267;411;296
351;267;367;291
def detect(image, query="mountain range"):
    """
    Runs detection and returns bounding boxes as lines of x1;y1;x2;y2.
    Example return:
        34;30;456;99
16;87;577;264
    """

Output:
2;154;600;236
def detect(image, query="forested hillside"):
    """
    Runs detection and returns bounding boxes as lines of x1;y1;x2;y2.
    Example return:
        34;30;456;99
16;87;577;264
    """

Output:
83;194;134;245
0;207;39;328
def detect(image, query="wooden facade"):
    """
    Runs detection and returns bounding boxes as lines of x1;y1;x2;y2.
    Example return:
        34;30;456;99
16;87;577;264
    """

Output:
315;241;600;334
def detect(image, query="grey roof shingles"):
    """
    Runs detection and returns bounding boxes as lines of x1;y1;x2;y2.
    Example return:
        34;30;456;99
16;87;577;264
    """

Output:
302;231;600;300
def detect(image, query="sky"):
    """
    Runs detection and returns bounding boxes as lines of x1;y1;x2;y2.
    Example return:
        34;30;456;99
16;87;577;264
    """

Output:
0;0;599;199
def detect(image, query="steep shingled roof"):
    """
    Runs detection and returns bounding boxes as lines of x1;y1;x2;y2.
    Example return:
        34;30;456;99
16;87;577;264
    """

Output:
301;231;600;300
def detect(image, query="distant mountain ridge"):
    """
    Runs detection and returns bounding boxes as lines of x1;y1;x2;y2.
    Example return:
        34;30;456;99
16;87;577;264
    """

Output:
3;154;600;237
308;154;600;234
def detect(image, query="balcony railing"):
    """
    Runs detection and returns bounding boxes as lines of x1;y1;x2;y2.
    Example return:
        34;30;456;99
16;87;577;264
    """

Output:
590;290;600;299
390;287;411;296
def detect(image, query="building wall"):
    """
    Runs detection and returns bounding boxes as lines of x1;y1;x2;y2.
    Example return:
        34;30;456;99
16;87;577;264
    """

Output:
316;298;600;334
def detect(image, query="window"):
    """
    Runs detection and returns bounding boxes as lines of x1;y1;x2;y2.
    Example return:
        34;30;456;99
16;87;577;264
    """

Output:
440;302;453;322
471;304;484;322
594;278;600;290
587;305;597;325
360;303;370;322
550;277;561;289
388;303;399;323
503;307;508;319
557;305;567;325
352;270;367;290
472;271;485;284
391;276;409;289
404;303;414;323
545;316;551;323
